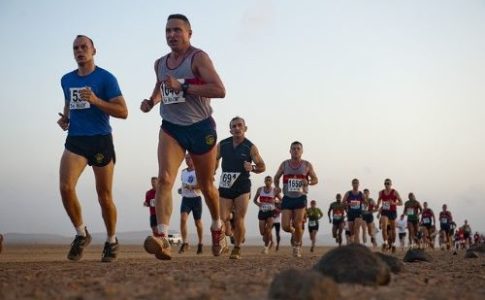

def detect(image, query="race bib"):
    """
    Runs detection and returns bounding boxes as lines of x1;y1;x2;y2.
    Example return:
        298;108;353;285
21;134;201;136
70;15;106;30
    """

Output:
69;87;90;110
406;208;415;216
287;178;303;192
261;203;274;212
350;200;361;210
422;217;430;224
441;218;448;224
309;220;317;227
149;198;156;207
161;81;185;105
219;172;240;189
382;201;391;210
333;212;343;220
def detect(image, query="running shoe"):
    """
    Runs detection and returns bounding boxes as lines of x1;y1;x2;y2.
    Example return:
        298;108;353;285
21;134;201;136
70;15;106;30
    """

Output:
293;246;302;258
144;235;172;260
268;240;274;250
196;243;203;255
101;238;119;262
178;242;189;254
275;243;280;252
310;245;314;253
211;225;227;256
229;246;241;259
67;228;92;261
262;246;269;254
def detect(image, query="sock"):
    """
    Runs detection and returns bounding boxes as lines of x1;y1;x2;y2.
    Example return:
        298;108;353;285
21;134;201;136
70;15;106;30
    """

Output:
211;219;222;230
107;235;117;243
75;225;86;237
157;224;169;237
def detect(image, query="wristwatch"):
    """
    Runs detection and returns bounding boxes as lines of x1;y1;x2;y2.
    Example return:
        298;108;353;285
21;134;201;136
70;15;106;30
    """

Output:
181;82;190;94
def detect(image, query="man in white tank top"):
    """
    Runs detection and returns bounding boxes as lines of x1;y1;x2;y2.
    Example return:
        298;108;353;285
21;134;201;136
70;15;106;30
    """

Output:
274;141;318;258
140;14;226;260
253;176;281;254
178;154;204;255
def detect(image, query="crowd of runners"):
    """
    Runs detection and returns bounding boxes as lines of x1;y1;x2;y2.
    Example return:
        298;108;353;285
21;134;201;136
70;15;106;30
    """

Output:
2;14;480;262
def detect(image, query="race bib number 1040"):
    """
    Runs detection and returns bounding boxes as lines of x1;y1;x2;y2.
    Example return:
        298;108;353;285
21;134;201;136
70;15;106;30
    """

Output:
161;81;185;105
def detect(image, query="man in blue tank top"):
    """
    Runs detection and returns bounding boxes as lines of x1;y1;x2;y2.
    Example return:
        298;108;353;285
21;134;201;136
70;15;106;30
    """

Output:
57;35;128;262
216;116;266;259
140;14;227;260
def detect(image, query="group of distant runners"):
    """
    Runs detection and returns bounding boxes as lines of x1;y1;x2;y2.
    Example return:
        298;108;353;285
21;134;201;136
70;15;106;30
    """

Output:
44;13;480;263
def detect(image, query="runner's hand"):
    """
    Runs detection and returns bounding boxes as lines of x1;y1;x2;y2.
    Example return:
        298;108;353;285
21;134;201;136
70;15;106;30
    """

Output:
79;87;98;105
140;99;154;112
57;112;69;131
165;75;182;92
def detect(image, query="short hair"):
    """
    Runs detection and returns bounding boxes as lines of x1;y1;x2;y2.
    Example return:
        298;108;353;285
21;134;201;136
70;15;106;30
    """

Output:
151;176;157;180
291;141;302;147
168;14;191;28
363;188;369;192
76;35;94;47
230;116;245;128
310;200;316;204
264;176;272;180
352;178;359;184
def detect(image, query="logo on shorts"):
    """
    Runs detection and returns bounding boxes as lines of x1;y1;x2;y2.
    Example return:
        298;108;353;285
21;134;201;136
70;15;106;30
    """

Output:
95;153;105;164
205;135;215;146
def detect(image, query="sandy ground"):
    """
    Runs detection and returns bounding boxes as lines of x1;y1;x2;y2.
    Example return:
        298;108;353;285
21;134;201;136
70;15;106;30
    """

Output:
1;243;485;300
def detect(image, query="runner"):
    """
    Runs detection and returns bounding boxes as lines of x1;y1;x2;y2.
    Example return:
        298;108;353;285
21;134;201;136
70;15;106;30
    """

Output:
462;220;472;248
306;200;323;252
271;202;282;251
140;14;226;260
253;176;280;254
376;178;403;253
143;177;158;235
420;201;435;249
397;214;407;250
361;188;378;247
438;204;453;250
178;154;204;255
58;35;128;262
328;193;346;246
342;178;365;244
217;116;266;259
403;192;422;248
274;141;318;257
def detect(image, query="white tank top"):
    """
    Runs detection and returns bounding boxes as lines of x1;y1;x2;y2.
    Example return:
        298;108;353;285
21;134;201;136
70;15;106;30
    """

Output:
259;187;276;212
181;169;201;198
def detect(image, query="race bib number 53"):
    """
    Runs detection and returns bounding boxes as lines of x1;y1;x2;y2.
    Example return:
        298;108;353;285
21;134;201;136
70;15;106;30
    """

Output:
219;172;240;189
69;87;90;110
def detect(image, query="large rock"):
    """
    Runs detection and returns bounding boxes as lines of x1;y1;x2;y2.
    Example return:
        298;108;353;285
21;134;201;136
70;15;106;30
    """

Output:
403;248;433;262
268;269;340;300
468;243;485;253
313;244;391;286
465;250;480;259
375;252;404;274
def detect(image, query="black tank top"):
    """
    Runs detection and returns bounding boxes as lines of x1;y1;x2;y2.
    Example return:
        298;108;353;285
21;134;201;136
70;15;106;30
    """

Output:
219;137;253;188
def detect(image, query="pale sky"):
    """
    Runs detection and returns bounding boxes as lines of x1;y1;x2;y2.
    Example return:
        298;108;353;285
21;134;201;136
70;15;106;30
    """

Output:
0;0;484;239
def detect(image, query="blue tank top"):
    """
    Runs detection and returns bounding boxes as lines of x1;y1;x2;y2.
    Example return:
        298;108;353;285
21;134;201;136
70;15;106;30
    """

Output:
347;191;364;211
61;66;122;136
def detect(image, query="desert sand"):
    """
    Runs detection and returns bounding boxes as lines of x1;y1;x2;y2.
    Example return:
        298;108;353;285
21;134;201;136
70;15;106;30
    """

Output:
1;244;484;299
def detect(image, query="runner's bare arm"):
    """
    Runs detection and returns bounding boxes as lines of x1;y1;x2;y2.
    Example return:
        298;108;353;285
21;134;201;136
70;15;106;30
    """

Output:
376;191;383;209
188;52;225;98
252;187;262;206
57;103;69;131
249;145;266;174
141;59;162;113
82;93;128;119
273;162;284;191
306;162;318;185
214;143;221;171
342;192;350;209
395;191;403;206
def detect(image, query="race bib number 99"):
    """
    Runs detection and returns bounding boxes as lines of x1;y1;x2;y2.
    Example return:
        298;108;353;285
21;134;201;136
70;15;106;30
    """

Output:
69;87;90;110
219;172;240;189
287;178;303;192
161;81;185;105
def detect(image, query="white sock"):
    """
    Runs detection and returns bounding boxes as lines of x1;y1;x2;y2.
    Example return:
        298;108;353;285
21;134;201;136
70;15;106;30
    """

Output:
211;219;222;230
75;225;86;237
106;235;117;244
157;224;169;237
